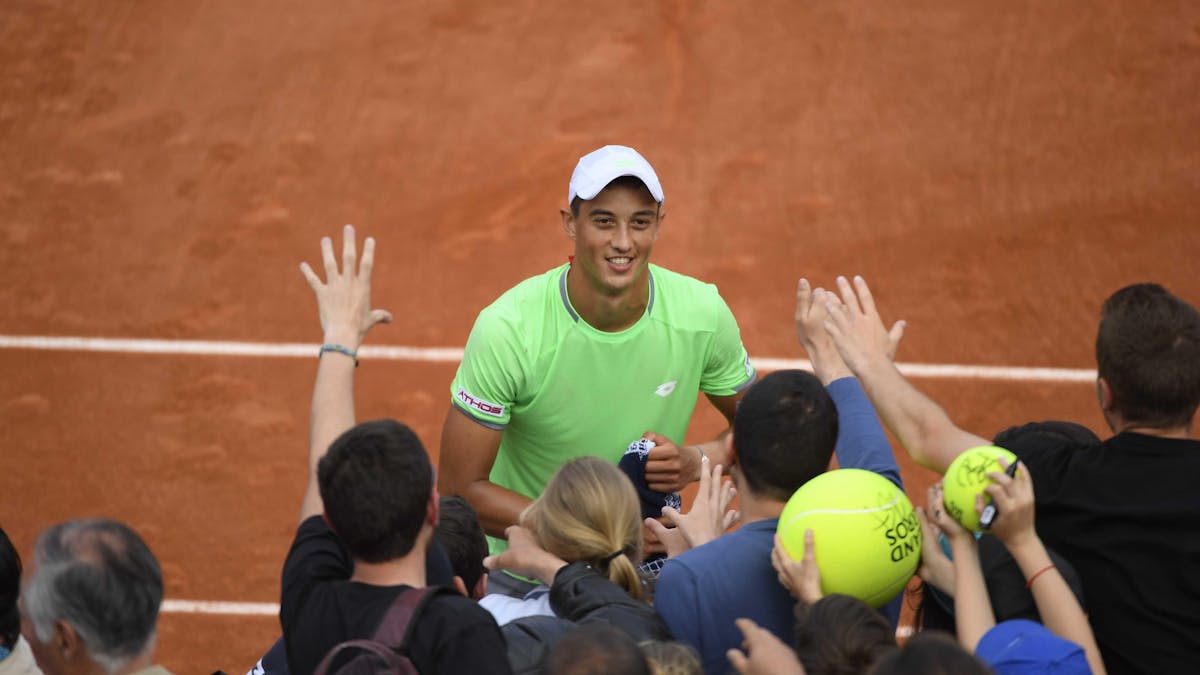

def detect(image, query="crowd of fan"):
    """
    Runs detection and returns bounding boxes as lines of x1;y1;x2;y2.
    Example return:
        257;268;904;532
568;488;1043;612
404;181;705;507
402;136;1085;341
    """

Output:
2;239;1197;675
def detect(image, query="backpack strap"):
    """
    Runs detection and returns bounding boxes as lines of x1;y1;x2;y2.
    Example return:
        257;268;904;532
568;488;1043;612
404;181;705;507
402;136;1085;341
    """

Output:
313;639;412;674
372;585;457;650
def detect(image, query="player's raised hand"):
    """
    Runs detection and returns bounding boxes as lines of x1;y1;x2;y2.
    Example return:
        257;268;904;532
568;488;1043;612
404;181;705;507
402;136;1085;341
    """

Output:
821;276;905;373
299;224;393;349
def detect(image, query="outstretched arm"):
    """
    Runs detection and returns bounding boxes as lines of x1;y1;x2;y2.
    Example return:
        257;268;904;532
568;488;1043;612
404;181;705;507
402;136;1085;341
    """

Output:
297;225;393;522
986;461;1107;675
822;276;987;473
927;483;995;652
798;277;905;487
796;278;903;386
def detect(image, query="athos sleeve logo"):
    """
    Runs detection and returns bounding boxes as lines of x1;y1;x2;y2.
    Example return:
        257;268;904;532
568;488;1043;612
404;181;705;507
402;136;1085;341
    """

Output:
456;387;506;418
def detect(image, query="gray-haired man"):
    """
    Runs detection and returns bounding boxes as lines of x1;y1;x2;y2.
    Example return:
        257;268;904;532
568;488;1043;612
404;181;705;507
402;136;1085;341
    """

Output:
20;519;170;675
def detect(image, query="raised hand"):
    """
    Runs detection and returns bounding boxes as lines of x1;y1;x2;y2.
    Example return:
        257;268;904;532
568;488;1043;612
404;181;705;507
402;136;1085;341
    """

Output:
644;456;737;557
820;276;905;372
299;224;393;349
796;279;852;384
795;279;834;353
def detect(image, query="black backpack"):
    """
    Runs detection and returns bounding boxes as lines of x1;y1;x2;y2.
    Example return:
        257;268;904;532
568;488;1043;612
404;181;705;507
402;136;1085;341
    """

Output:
313;586;455;675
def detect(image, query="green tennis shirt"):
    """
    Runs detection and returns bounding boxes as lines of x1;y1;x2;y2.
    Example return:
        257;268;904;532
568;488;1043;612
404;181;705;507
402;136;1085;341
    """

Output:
450;263;756;552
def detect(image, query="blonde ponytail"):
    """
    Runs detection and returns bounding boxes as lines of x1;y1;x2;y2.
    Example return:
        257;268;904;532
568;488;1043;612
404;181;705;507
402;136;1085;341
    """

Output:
522;457;646;601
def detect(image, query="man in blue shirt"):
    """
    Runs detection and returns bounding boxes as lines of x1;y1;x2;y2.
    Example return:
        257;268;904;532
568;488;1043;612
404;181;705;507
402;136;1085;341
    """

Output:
652;280;905;674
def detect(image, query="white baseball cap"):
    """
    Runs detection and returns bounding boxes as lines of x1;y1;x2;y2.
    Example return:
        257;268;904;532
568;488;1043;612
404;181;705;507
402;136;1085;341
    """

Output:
568;145;664;205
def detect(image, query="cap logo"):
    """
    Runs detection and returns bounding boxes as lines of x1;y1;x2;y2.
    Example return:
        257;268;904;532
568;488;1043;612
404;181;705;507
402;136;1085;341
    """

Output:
613;159;637;168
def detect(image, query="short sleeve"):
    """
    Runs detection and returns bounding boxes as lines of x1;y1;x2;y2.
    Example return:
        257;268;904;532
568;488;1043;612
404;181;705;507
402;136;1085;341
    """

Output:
699;291;756;396
450;306;525;429
280;516;351;629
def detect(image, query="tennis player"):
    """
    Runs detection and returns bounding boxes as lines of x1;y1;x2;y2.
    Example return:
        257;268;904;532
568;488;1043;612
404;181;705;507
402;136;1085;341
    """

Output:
439;145;757;569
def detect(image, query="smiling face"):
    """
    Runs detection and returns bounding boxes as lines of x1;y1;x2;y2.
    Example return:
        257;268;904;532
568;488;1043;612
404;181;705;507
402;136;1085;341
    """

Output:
561;177;663;300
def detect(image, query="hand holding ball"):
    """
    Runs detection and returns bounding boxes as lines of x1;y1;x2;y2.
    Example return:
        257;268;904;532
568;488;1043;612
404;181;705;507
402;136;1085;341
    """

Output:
941;445;1019;532
776;469;919;608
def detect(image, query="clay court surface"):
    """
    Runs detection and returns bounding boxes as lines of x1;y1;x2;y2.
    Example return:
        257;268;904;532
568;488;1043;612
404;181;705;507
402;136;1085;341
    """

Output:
1;1;1198;671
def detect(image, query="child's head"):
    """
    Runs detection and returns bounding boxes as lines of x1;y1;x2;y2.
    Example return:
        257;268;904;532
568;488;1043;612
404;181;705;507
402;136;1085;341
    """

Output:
521;456;645;599
640;640;703;675
794;594;897;675
435;495;488;598
868;632;992;675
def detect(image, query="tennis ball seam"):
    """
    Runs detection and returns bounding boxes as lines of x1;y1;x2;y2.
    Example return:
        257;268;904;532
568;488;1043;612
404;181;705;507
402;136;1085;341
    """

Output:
779;491;903;533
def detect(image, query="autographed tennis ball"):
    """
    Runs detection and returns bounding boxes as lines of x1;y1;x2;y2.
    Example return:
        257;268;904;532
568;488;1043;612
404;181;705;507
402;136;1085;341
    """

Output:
942;445;1019;532
777;469;920;608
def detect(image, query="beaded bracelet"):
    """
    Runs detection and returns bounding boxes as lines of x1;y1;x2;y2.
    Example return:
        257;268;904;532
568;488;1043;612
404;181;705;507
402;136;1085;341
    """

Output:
319;343;359;367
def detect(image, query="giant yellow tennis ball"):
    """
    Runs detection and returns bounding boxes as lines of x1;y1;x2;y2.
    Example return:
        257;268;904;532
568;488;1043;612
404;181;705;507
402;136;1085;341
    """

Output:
777;469;920;608
942;445;1018;532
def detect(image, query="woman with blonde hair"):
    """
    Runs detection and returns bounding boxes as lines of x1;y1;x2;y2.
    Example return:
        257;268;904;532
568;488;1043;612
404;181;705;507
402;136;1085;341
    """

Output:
521;456;646;599
480;456;646;623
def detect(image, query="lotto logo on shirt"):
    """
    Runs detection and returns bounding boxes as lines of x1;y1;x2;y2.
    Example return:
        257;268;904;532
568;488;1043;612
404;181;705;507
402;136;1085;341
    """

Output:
456;387;505;417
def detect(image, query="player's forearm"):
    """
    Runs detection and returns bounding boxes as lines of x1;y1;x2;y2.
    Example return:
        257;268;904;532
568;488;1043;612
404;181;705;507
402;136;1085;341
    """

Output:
461;480;534;539
697;429;733;472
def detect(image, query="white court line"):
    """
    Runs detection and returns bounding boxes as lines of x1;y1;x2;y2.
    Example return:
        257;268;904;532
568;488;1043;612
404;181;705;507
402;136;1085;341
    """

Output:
161;599;278;616
0;335;1096;382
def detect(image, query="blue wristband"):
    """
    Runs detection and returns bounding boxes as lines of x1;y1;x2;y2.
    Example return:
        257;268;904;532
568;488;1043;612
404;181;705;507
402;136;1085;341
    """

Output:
319;343;359;367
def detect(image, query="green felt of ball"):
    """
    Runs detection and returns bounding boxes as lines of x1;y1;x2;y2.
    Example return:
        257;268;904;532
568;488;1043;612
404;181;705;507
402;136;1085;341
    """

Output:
942;445;1019;532
777;468;920;608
